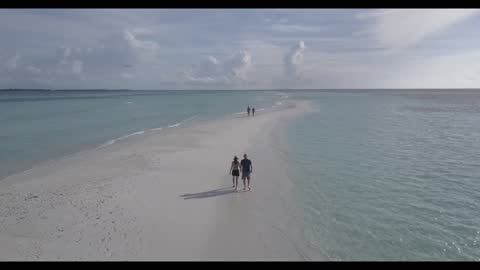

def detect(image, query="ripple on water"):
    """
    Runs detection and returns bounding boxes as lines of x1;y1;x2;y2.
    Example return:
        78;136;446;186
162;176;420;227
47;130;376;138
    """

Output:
281;91;480;260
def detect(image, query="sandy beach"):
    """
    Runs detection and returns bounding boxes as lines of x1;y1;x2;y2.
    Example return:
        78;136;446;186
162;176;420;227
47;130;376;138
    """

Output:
0;100;312;261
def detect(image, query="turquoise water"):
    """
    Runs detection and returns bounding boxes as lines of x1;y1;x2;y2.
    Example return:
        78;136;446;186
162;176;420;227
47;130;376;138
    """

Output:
280;90;480;260
2;89;480;260
0;90;282;179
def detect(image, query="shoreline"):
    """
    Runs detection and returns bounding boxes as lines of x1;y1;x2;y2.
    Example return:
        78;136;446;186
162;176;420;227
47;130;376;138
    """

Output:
0;99;287;183
0;100;313;260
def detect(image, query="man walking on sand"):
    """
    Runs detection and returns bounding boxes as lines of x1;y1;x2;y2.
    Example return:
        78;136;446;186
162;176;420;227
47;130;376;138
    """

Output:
241;154;253;191
247;106;251;116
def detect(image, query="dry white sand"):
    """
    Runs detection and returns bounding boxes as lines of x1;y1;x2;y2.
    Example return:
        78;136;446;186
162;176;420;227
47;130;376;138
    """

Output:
0;100;313;261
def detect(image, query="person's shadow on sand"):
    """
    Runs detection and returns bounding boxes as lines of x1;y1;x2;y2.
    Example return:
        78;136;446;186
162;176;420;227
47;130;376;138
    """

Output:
180;187;237;200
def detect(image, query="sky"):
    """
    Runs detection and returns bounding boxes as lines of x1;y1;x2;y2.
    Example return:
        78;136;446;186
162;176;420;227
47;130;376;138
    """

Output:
1;9;480;90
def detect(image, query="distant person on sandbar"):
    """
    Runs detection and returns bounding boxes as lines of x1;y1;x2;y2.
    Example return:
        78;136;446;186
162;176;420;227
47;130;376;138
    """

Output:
230;156;241;190
241;154;253;191
252;107;255;116
247;106;251;116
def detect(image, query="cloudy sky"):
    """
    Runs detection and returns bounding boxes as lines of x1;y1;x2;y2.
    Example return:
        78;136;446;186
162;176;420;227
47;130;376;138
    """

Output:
1;9;480;89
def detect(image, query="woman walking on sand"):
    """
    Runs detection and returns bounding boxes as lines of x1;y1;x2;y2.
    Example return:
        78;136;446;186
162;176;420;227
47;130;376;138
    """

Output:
230;156;241;190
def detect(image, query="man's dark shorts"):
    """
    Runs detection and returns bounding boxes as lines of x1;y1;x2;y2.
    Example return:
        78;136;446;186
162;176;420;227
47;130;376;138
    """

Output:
242;171;251;180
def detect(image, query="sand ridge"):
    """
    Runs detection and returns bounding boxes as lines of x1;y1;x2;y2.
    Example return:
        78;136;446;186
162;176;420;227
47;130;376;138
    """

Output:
0;100;313;260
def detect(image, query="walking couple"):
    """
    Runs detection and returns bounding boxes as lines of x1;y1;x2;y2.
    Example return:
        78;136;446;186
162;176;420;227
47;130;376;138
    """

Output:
247;106;255;116
229;154;253;191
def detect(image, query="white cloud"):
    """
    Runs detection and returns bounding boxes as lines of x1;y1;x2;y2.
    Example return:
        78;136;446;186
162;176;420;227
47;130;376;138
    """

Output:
194;55;222;78
184;50;252;85
1;9;479;89
236;40;286;87
124;29;160;58
223;50;252;80
27;65;42;74
284;41;306;81
358;9;479;50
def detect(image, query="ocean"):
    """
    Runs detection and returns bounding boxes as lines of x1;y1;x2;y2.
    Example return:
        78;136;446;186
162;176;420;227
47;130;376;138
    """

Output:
1;89;480;260
0;90;282;179
280;90;480;260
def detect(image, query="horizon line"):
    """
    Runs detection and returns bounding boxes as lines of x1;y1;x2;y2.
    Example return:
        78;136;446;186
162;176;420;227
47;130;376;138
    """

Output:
2;88;480;91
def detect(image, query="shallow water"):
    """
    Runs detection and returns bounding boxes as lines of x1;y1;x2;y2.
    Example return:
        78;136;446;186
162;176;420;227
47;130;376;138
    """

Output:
0;90;282;179
2;89;480;261
280;90;480;260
